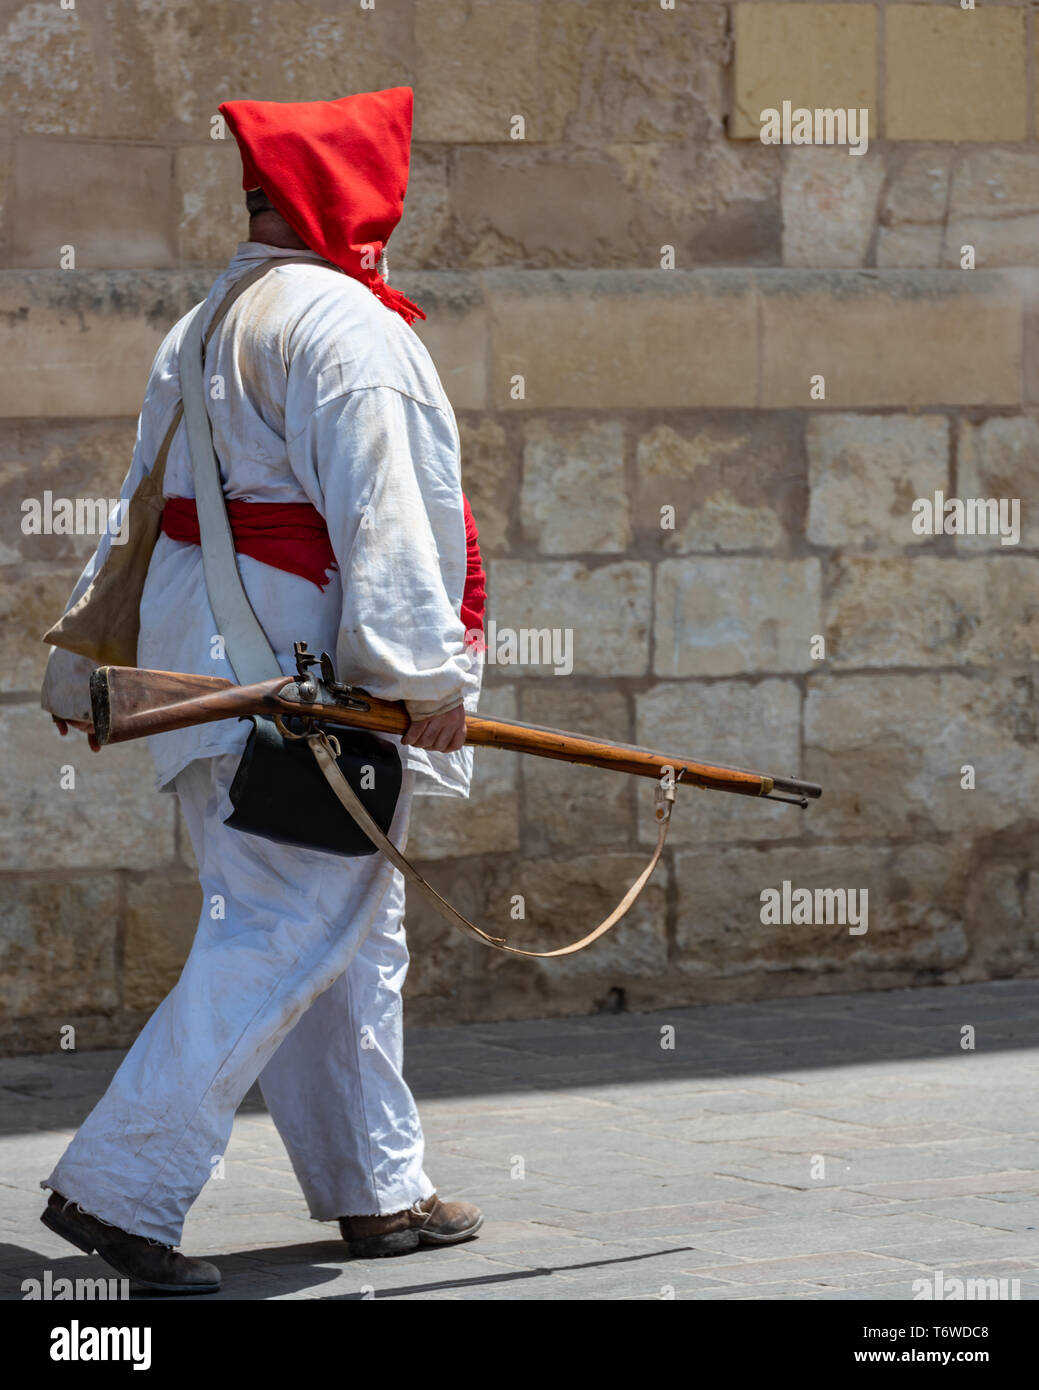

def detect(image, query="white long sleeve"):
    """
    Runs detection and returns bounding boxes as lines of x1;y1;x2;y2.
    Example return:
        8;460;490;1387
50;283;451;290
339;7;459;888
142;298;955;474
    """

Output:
286;386;478;711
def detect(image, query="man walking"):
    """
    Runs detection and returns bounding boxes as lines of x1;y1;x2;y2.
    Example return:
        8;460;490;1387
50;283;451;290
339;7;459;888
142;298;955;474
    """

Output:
38;87;485;1293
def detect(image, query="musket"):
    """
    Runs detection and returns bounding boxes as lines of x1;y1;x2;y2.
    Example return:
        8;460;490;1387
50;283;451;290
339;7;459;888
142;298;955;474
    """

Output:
88;642;822;809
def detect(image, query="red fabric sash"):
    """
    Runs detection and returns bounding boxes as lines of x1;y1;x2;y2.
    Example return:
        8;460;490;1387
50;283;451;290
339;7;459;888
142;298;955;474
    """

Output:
460;496;486;638
160;495;487;637
161;496;338;591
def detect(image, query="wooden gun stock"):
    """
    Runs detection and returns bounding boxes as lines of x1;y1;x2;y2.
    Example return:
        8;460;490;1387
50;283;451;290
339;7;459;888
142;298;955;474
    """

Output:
89;665;822;806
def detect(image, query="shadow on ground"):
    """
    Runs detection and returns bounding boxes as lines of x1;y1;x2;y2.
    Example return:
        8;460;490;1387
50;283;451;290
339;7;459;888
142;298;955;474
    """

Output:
2;979;1037;1136
0;1238;699;1301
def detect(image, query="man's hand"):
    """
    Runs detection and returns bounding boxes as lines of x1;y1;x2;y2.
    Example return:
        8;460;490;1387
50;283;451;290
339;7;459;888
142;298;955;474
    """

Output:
52;715;101;753
401;702;466;753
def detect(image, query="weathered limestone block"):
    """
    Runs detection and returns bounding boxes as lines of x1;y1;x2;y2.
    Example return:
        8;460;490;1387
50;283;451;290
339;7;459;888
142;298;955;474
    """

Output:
485;852;670;978
489;270;758;408
1022;269;1039;406
107;0;410;140
806;413;949;548
520;685;633;851
654;558;822;677
886;7;1026;142
0;419;138;565
451;138;779;268
876;151;952;268
804;672;1039;838
636;679;803;846
105;1;408;139
963;862;1039;974
761;271;1020;407
0;140;8;263
0;270;210;417
958;416;1039;552
0;565;82;693
884;150;954;227
398;273;488;411
520;419;629;554
825;557;1039;668
941;150;1039;269
0;874;120;1018
2;1;100;135
672;842;969;977
402;860;505;1015
124;874;202;1012
876;226;943;270
635;416;803;553
781;149;885;268
386;148;452;270
176;142;244;268
414;0;539;143
0;703;176;870
457;416;514;554
488;560;651;677
607;140;781;267
540;1;727;143
104;0;265;139
731;3;877;140
452;147;641;269
258;0;414;109
945;217;1039;271
11;139;175;271
408;687;520;861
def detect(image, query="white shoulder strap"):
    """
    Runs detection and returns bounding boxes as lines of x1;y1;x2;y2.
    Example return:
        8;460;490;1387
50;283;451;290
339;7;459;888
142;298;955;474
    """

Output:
178;258;313;684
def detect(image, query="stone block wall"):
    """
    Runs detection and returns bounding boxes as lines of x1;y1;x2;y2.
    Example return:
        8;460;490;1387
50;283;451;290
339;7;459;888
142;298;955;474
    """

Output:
1;1;1037;1050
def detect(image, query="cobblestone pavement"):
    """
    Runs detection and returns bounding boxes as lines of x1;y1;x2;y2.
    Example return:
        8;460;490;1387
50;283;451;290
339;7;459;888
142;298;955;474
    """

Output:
2;980;1038;1301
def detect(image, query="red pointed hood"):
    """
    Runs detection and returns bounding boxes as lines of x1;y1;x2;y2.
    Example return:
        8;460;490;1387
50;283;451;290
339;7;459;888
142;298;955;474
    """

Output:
219;87;424;326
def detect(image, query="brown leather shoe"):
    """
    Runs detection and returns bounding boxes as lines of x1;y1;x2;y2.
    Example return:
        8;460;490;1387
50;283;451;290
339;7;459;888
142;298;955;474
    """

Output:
339;1193;483;1259
41;1192;220;1295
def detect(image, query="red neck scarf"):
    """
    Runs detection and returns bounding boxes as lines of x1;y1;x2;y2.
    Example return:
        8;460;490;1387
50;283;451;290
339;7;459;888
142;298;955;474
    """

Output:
219;87;424;326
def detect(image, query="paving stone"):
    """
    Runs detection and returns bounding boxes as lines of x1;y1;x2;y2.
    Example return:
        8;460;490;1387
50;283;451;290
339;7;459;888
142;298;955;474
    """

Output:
958;1140;1039;1170
805;1281;938;1301
886;1197;1039;1233
535;1201;772;1241
541;1176;770;1215
696;1250;915;1286
876;1231;1039;1268
695;1213;978;1260
853;1171;1039;1203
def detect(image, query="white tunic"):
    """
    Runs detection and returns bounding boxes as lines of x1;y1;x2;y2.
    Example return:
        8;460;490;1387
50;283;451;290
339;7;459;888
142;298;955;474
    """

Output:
41;243;481;797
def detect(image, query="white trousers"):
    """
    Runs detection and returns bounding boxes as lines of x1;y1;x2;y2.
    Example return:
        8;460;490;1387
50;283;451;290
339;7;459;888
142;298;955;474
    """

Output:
44;754;433;1247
